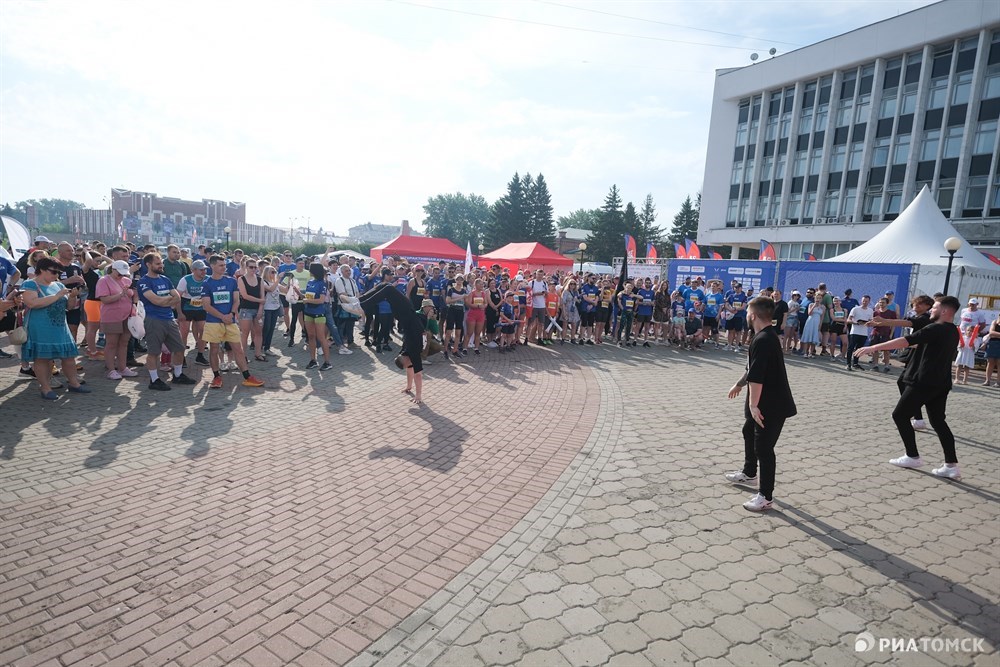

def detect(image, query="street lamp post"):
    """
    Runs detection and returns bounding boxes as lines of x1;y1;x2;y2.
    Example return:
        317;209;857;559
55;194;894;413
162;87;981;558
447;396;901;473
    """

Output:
942;236;963;295
224;226;232;251
578;242;587;274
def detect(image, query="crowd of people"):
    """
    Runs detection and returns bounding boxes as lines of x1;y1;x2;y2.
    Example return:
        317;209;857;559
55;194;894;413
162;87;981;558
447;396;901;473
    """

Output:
2;237;999;403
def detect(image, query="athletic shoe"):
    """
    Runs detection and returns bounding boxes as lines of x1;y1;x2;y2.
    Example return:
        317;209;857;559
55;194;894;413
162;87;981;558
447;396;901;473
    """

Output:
67;384;92;394
120;368;139;378
148;378;171;391
743;493;773;512
911;418;928;430
931;464;962;481
0;350;14;359
338;347;352;355
725;471;758;484
320;362;332;371
241;375;264;387
106;370;123;380
19;367;37;378
889;455;925;468
474;349;480;355
643;342;651;348
586;340;594;345
172;373;197;385
487;341;498;349
195;353;210;366
40;390;59;400
210;376;223;389
306;359;318;369
288;339;296;348
882;365;892;373
443;350;449;360
846;365;854;371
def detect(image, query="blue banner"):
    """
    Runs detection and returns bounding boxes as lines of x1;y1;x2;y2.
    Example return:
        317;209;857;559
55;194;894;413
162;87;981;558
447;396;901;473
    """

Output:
669;260;778;295
777;261;912;311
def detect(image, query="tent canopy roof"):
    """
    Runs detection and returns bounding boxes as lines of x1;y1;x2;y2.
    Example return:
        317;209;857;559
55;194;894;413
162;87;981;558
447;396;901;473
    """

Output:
370;235;467;261
826;186;997;270
479;242;573;266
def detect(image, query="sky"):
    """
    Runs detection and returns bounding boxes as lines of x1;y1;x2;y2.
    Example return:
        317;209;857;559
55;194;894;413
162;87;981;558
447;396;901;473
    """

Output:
0;0;937;236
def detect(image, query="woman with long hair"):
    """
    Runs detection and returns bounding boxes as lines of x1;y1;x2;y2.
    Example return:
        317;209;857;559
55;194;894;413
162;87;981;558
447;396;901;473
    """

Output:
302;262;332;370
238;258;266;362
260;266;282;356
464;278;488;355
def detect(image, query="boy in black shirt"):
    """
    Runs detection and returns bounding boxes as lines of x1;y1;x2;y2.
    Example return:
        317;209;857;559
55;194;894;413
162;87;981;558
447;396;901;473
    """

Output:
855;295;962;480
869;294;934;430
726;297;797;511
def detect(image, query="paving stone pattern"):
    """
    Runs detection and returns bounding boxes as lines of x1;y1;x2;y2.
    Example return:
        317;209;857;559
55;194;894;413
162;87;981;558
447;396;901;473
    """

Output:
1;340;998;666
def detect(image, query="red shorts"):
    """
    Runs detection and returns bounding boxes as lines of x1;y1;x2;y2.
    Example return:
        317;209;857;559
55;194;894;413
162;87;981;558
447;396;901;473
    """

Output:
466;309;485;323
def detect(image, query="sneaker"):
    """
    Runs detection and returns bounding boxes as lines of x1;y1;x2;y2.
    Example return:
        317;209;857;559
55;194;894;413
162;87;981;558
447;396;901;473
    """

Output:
382;344;392;352
67;384;92;394
338;347;352;355
882;365;892;373
241;375;264;387
443;350;450;360
743;493;773;512
210;376;223;389
306;359;318;369
846;365;854;371
889;455;924;469
586;339;595;345
106;370;123;380
725;471;758;484
643;342;651;347
40;390;59;400
120;368;139;378
320;362;332;371
172;373;197;385
195;353;210;366
288;340;296;348
931;464;962;481
19;367;37;378
148;378;171;391
0;349;13;359
911;418;928;430
474;349;480;355
487;341;498;349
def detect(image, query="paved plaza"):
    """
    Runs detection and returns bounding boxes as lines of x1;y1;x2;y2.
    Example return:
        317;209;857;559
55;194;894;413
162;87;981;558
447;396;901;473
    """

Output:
1;340;998;667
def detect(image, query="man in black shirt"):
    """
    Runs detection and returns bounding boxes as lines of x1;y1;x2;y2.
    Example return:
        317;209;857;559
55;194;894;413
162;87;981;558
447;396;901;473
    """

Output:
726;297;797;511
855;295;962;481
869;294;934;429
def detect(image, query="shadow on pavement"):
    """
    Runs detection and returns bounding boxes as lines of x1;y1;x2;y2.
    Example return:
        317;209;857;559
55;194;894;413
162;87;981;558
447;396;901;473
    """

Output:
368;405;468;472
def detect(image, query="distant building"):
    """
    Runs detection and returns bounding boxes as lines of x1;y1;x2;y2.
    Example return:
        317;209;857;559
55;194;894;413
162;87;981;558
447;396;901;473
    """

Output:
555;228;591;258
348;221;423;245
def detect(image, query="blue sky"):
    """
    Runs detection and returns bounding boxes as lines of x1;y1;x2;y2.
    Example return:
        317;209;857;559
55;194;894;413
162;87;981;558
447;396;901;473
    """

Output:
0;0;936;235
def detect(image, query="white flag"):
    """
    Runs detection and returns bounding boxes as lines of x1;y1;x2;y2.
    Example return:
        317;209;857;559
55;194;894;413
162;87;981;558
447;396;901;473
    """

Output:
465;241;473;274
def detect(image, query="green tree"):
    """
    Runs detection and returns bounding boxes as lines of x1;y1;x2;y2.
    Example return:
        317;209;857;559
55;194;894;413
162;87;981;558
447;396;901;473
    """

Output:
586;185;626;263
667;195;699;257
485;173;529;249
622;202;639;252
12;198;85;232
422;192;491;248
527;173;555;247
633;194;663;257
557;208;599;231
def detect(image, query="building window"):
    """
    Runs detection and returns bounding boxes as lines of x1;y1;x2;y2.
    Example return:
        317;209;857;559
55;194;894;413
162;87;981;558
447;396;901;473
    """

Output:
760;155;774;181
739;199;749;223
921;129;941;161
815;104;829;132
829;144;846;172
769;195;782;219
749;120;759;144
836;99;853;127
952;71;973;105
744;158;754;183
731;162;743;185
893;134;910;164
965;176;988;211
824;191;840;216
803;192;816;220
928;77;949;109
800;106;814;134
942;126;963;158
900;83;919;114
973;120;997;154
843;188;857;215
855;94;871;123
756;198;768;221
793;152;807;177
726;200;738;223
849;142;864;170
775;153;787;180
992;174;1000;209
872;137;891;167
780;111;792;139
984;64;1000;100
864;187;884;217
788;194;802;220
937;179;956;213
878;92;897;119
809;148;823;175
736;123;748;146
766;118;778;141
885;186;903;214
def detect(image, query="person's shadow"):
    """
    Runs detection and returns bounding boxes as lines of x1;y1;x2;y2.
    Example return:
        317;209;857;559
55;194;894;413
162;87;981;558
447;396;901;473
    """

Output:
368;405;467;472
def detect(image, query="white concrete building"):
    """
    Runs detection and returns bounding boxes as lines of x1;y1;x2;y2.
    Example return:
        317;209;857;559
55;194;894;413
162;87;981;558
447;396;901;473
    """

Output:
700;0;1000;260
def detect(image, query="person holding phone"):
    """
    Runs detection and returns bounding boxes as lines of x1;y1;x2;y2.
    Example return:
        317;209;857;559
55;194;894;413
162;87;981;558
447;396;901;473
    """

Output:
845;294;874;371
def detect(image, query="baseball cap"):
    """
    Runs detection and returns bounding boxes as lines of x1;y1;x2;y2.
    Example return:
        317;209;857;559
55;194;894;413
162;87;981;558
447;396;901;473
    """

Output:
34;235;52;244
969;297;979;305
885;290;894;295
110;260;131;275
191;260;207;270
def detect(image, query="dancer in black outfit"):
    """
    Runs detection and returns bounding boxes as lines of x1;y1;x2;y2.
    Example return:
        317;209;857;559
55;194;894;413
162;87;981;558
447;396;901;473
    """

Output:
360;281;426;404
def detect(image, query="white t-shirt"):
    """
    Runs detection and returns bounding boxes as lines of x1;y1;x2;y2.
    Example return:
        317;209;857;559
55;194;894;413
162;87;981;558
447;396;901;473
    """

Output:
848;305;874;337
529;280;547;309
959;307;988;331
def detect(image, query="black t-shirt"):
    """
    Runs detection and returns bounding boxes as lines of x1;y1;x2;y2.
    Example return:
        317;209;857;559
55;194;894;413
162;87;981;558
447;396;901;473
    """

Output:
745;327;797;420
772;300;789;328
908;312;931;332
901;321;959;389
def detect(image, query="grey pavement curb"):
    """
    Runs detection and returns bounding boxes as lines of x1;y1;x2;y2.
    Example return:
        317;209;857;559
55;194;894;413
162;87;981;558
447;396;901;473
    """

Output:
346;360;624;667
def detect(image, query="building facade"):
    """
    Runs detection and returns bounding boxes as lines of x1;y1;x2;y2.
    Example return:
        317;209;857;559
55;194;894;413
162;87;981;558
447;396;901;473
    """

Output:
348;222;422;245
700;0;1000;260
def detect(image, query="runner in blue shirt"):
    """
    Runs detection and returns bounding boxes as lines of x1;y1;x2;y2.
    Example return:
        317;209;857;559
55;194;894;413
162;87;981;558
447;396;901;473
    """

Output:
136;253;195;390
635;279;656;347
725;283;749;351
201;255;264;389
579;274;600;344
704;282;726;347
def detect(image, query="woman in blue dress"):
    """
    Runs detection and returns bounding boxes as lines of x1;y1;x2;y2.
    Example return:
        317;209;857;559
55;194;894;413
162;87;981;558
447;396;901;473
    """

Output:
799;293;825;358
21;257;92;400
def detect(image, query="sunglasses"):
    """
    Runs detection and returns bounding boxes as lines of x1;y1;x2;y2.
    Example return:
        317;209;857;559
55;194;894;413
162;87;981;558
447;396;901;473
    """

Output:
45;268;60;274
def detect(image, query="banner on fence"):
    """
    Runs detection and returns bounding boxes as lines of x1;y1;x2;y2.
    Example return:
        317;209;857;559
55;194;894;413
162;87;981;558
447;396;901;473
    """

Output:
669;260;778;294
778;261;915;311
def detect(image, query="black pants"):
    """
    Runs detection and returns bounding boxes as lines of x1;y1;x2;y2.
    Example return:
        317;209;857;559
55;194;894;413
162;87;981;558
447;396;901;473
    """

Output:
897;379;924;420
846;334;867;366
892;385;957;463
288;302;306;342
337;317;356;345
362;305;378;342
376;313;394;346
742;415;786;501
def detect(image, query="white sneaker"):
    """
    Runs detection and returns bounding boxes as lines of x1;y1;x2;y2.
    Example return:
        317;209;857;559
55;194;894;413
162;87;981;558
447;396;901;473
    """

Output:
911;419;928;430
725;471;758;484
931;464;962;481
120;368;139;377
889;455;925;469
743;493;773;511
487;341;498;349
338;347;352;355
106;370;123;380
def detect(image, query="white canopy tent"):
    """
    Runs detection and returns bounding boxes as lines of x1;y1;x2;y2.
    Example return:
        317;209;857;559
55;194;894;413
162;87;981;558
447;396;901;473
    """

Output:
826;186;1000;304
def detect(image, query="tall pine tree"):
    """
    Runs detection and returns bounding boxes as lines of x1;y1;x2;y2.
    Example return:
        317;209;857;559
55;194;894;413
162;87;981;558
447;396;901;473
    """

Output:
528;174;555;247
486;173;528;249
586;185;626;263
667;195;699;257
634;194;663;257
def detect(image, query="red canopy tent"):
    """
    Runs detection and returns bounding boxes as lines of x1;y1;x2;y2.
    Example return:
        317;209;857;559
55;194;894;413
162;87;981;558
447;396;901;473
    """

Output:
478;242;574;274
370;235;468;264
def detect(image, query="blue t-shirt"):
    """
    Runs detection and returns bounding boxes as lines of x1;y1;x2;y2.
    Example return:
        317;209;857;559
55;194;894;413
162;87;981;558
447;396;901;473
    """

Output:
680;285;692;300
203;276;238;323
704;292;725;318
137;274;175;321
500;302;515;323
841;297;859;312
427;276;445;308
636;288;655;316
303;278;327;317
580;284;600;313
671;300;687;319
225;260;239;277
0;257;16;291
685;288;706;311
726;292;749;318
278;263;297;274
192;253;207;262
395;276;409;294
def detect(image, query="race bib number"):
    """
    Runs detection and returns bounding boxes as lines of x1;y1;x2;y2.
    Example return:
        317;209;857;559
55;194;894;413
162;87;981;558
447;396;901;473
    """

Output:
304;292;315;301
733;302;744;310
212;291;231;304
473;297;484;306
157;289;170;298
190;297;203;308
416;288;426;296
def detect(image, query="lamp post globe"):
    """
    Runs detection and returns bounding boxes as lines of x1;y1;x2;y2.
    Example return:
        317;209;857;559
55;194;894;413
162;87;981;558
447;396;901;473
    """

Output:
224;226;232;251
942;236;963;295
578;242;587;274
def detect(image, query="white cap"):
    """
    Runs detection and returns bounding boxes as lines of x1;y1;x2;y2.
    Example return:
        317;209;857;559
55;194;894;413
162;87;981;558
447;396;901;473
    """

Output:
34;235;52;244
111;260;131;275
968;297;979;305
